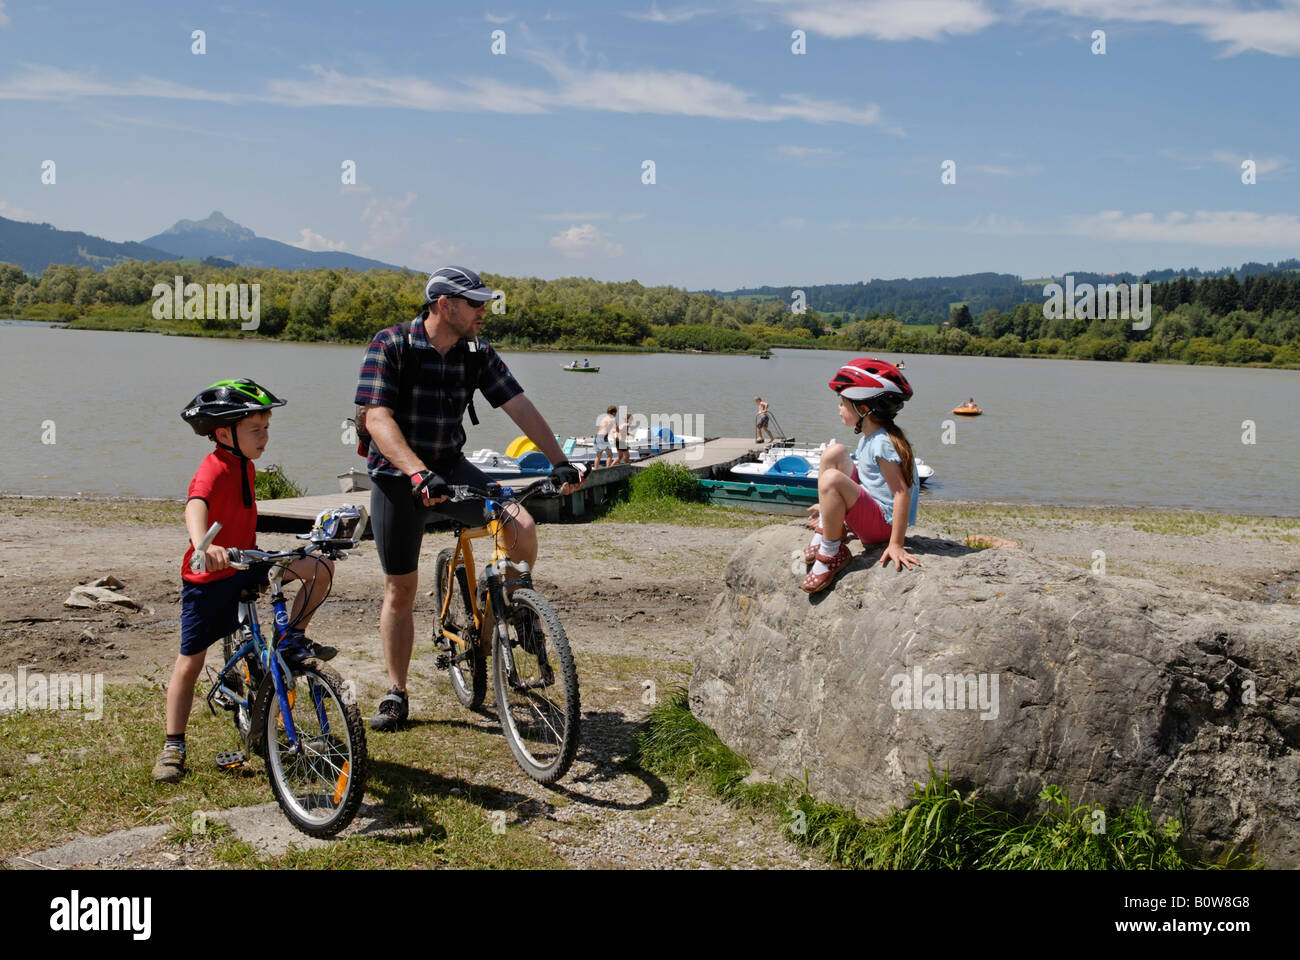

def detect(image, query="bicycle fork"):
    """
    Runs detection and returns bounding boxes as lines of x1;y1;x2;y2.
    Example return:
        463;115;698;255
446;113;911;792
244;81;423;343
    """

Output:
485;559;554;690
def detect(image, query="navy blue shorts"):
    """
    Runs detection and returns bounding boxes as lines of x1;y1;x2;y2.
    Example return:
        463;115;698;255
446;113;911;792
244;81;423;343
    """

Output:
179;566;268;656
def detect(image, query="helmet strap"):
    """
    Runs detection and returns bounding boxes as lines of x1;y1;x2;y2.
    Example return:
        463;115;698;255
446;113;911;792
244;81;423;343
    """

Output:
214;424;254;507
853;402;870;435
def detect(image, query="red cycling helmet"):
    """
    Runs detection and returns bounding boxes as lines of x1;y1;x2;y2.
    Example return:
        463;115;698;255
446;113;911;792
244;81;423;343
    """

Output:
829;358;913;433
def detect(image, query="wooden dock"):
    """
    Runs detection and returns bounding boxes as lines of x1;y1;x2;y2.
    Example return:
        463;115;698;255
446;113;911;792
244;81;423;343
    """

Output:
257;437;775;532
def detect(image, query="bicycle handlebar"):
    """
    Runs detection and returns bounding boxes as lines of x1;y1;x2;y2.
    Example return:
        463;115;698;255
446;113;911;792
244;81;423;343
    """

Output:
446;479;561;504
188;521;223;573
225;538;356;571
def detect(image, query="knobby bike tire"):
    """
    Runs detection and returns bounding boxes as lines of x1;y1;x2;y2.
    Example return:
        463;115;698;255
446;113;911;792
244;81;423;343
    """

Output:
492;588;581;784
434;547;487;710
263;660;369;838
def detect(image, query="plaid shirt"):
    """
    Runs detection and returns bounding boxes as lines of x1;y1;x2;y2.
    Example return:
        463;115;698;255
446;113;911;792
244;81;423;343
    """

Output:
354;319;523;478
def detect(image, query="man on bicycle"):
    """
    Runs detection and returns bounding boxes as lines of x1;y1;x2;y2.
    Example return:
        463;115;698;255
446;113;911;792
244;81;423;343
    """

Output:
354;265;582;732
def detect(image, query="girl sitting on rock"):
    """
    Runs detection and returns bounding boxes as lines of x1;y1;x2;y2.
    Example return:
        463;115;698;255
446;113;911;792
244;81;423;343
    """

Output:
802;358;921;593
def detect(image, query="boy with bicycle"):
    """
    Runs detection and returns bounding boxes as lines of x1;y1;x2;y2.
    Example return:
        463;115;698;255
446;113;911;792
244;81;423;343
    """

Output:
153;379;335;783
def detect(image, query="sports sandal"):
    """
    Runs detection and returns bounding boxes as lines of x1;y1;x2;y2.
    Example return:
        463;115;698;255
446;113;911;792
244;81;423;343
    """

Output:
800;543;852;594
369;687;409;731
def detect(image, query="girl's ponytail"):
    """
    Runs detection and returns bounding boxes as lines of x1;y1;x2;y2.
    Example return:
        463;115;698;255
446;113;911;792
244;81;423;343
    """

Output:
879;416;914;488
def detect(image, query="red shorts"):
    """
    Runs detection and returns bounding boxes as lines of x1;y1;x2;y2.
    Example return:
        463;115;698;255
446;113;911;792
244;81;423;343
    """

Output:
843;467;893;543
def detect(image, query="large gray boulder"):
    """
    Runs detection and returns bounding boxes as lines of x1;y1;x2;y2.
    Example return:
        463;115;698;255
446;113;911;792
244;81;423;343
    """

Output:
690;525;1300;866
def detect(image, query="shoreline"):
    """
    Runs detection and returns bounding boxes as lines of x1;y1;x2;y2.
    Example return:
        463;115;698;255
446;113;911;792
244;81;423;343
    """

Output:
3;491;1298;522
5;317;1297;371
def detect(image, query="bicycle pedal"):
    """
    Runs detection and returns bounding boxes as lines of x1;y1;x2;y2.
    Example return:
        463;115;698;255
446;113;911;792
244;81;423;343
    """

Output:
215;750;248;770
434;653;451;670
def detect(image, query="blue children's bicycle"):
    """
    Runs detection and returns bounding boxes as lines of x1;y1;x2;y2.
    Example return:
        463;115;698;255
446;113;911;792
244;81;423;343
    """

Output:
197;505;369;838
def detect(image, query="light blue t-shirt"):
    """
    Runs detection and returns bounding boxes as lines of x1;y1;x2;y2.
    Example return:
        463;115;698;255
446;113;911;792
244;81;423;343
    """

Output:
854;428;919;527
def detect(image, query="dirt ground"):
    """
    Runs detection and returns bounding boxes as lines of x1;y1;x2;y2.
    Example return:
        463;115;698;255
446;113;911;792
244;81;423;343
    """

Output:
2;496;1297;869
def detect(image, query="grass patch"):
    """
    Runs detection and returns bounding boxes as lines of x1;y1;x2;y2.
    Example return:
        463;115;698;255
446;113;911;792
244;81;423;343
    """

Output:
922;502;1300;538
597;497;772;527
629;463;703;502
633;687;1223;869
0;676;564;869
595;461;773;528
0;496;184;525
254;463;306;500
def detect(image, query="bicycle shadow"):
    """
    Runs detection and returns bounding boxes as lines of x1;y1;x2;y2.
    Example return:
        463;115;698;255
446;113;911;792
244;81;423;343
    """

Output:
422;707;669;812
361;757;558;831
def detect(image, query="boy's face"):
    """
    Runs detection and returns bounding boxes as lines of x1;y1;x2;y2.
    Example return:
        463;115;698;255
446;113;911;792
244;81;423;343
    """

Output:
217;411;271;460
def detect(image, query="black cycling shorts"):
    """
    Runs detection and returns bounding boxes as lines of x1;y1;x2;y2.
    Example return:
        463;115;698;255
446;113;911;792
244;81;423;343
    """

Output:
369;457;496;576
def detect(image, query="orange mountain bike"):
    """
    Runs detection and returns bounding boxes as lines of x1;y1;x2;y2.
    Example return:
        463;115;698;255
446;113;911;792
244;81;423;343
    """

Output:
432;482;580;784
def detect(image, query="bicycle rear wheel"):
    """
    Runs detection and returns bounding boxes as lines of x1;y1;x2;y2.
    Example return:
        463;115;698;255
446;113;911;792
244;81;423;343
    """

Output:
434;547;486;710
492;588;580;784
264;662;368;838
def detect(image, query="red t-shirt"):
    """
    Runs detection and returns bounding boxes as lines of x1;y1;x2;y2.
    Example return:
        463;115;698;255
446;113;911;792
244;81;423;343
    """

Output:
182;448;257;583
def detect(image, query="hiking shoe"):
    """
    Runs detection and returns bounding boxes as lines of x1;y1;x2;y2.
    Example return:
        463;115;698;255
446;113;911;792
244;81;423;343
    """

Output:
152;743;187;783
369;687;409;731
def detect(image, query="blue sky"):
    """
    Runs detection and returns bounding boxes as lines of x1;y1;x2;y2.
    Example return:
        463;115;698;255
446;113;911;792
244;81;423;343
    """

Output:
2;0;1298;289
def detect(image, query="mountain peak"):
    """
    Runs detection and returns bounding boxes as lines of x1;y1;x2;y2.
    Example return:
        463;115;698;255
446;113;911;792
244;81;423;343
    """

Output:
158;211;255;240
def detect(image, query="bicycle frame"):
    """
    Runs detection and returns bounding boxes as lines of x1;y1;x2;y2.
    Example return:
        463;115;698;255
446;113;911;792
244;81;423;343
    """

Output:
209;560;326;751
436;496;530;658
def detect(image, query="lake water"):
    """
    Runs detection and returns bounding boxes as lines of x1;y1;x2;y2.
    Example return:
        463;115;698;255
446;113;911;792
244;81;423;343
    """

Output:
3;321;1298;515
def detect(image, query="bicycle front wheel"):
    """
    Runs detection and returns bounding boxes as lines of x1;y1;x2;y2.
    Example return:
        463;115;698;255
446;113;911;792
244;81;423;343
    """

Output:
221;631;262;746
264;662;368;838
492;588;580;784
434;547;486;710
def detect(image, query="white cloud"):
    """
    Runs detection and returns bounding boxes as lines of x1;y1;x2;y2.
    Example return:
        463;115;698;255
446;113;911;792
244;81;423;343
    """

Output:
626;5;714;23
292;227;345;251
1069;209;1300;245
756;0;996;41
0;2;9;28
90;111;263;141
0;64;237;102
360;192;418;250
0;59;887;127
776;144;841;159
1161;148;1286;175
549;224;625;259
779;216;807;229
968;161;1043;176
1015;1;1300;57
0;198;36;221
485;11;513;23
412;238;463;264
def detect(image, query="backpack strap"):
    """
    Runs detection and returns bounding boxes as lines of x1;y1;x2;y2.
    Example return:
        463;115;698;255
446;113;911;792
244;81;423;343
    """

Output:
392;319;421;432
464;338;484;426
395;318;486;428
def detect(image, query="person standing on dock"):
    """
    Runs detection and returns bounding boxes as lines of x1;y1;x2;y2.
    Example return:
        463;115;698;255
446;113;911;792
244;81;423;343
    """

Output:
353;266;583;732
755;397;775;443
594;405;617;469
615;409;633;464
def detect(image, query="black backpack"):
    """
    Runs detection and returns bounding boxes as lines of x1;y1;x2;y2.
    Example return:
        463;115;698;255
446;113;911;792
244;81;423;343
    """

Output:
352;319;485;458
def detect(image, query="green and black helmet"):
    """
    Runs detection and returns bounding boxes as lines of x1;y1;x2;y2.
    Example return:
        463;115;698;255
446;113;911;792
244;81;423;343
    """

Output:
181;378;286;438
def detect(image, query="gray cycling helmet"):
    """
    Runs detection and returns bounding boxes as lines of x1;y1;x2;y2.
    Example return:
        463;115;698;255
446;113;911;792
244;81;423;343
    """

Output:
423;266;501;306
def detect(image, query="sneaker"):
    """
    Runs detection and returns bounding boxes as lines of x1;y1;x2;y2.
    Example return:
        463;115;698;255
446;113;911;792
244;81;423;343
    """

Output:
278;629;337;664
152;743;186;783
369;687;409;731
